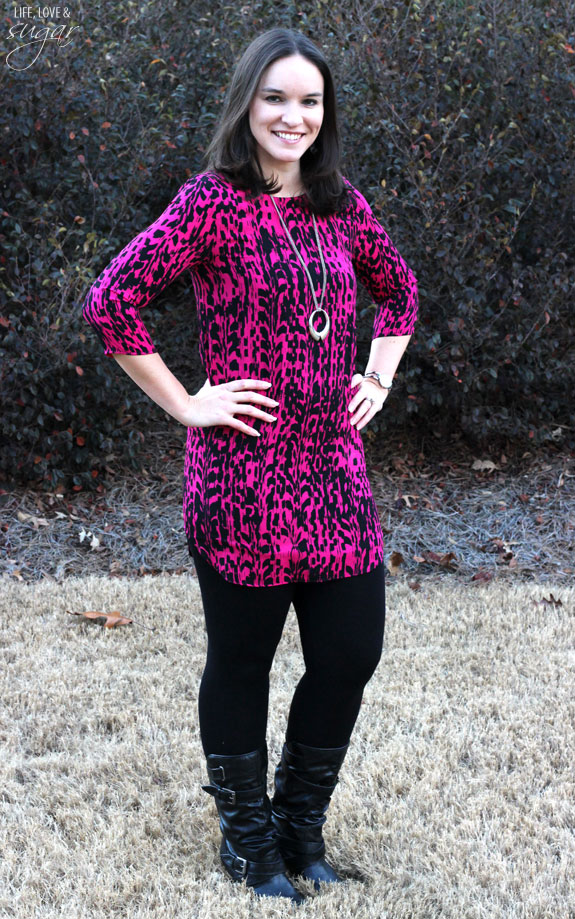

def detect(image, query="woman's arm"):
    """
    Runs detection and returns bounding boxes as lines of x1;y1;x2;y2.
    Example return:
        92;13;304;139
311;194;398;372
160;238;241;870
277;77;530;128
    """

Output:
345;181;419;429
112;353;278;436
112;353;193;426
364;334;412;382
348;182;419;341
81;172;222;356
348;333;412;429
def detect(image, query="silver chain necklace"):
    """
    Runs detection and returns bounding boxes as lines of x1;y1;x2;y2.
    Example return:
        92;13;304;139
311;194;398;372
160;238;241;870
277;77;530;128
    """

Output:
270;195;330;341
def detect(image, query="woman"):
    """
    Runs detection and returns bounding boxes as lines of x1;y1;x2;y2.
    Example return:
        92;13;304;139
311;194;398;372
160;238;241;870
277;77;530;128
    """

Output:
82;27;418;905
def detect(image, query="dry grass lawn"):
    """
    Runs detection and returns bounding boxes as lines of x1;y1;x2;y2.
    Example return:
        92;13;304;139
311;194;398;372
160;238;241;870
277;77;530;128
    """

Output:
1;574;573;918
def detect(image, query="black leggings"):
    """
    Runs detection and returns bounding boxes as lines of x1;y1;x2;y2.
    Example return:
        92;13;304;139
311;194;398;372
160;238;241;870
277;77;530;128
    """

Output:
190;547;386;756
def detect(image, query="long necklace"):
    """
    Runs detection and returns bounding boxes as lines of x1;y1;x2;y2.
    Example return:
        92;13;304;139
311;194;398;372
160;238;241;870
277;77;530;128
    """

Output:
270;195;330;342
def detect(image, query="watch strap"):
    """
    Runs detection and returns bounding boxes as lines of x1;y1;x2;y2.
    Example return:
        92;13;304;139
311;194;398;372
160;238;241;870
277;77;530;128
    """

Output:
363;370;393;390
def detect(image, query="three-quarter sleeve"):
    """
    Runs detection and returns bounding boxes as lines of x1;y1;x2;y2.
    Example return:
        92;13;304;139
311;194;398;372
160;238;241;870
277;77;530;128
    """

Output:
81;171;221;355
347;182;419;339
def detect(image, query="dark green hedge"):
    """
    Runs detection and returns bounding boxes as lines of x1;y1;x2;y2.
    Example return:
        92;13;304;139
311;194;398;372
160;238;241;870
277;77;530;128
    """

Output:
1;0;574;491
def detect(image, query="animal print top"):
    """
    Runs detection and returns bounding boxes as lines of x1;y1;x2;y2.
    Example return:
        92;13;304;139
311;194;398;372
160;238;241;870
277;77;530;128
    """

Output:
82;171;418;586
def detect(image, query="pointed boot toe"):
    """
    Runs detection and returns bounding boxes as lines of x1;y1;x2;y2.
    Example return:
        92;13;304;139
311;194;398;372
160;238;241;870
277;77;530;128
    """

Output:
298;855;343;890
219;837;305;903
251;870;306;904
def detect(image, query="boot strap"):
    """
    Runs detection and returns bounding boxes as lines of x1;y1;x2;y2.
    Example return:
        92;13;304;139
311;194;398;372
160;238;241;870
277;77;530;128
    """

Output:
221;838;286;880
202;782;264;805
226;849;249;877
283;768;339;794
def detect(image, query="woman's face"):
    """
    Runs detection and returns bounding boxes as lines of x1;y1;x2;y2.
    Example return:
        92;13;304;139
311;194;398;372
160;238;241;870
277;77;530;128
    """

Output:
248;54;324;176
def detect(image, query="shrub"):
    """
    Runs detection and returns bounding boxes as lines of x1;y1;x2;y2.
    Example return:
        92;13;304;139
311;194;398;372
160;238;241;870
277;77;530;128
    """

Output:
1;0;573;491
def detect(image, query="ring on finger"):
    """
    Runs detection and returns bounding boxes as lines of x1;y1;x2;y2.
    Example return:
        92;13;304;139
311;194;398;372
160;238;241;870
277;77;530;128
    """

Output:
360;395;377;412
354;396;373;415
351;396;373;424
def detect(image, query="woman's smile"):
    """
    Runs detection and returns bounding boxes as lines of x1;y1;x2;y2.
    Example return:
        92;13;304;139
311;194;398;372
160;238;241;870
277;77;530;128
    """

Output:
272;131;306;143
248;54;324;190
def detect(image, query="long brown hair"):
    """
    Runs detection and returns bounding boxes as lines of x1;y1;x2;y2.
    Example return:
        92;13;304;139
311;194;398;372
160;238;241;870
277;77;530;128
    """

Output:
203;28;350;216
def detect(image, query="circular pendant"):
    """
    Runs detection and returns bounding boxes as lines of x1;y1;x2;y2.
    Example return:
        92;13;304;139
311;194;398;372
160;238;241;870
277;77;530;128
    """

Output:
308;308;330;341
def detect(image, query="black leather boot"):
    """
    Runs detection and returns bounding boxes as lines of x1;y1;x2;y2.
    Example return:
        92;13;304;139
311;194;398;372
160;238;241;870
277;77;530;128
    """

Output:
202;745;305;904
271;740;350;890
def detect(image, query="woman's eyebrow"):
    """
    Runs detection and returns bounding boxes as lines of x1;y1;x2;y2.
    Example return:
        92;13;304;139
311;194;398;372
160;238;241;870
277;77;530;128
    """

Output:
260;86;323;97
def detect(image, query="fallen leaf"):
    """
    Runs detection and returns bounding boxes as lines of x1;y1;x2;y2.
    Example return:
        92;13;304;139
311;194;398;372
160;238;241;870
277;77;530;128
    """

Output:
415;550;457;568
16;511;49;528
387;551;404;575
472;460;497;472
471;569;493;582
489;538;519;560
67;609;133;628
78;527;100;549
408;581;422;591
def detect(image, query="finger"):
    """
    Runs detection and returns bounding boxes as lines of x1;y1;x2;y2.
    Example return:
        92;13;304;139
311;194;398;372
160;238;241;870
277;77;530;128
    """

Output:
227;420;262;437
235;405;278;422
226;378;273;391
348;388;374;415
355;401;378;429
230;390;279;408
349;380;383;413
356;411;374;431
350;398;374;427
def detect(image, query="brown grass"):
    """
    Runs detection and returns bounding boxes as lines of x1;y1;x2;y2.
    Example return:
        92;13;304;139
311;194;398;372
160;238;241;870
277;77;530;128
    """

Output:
1;574;574;918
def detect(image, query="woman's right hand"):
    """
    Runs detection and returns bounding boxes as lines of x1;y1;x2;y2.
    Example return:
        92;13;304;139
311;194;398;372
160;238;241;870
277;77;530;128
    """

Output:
180;378;279;437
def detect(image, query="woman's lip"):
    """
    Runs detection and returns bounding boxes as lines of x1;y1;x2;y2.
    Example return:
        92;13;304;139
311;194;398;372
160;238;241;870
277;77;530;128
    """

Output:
272;131;305;141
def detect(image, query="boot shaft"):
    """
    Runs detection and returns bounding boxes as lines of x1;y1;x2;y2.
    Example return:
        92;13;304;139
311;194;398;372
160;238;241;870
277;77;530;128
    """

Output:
271;740;350;875
203;747;268;801
272;740;350;821
201;745;287;881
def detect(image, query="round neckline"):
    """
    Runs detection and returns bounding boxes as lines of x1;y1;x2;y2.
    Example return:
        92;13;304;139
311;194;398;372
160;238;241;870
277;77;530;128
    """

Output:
209;172;307;201
265;191;309;210
267;192;307;200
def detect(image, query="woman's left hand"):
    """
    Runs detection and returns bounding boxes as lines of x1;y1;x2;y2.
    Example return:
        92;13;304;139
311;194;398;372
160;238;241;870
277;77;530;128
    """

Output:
348;373;389;431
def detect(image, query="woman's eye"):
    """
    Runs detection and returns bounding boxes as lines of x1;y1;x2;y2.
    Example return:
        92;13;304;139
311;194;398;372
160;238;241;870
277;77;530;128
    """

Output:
264;96;318;105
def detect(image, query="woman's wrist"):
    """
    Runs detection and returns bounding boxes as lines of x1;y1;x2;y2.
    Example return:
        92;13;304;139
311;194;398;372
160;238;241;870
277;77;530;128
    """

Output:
113;352;193;424
363;370;393;391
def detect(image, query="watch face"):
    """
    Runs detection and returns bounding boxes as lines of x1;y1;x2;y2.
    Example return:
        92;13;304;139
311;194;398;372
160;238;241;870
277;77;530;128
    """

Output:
367;372;392;388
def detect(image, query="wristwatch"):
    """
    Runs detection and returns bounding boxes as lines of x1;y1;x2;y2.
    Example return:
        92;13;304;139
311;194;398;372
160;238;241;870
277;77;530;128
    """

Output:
363;370;394;391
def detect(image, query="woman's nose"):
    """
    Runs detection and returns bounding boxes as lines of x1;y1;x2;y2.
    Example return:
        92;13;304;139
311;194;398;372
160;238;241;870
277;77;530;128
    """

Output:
281;104;303;127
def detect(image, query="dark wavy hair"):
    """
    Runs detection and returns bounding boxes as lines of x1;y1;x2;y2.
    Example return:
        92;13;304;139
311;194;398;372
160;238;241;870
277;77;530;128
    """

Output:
203;28;350;216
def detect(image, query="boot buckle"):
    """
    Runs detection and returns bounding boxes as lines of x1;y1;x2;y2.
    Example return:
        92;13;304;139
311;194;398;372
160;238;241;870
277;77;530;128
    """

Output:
218;786;237;804
233;853;248;877
204;764;238;804
222;837;249;877
201;782;237;804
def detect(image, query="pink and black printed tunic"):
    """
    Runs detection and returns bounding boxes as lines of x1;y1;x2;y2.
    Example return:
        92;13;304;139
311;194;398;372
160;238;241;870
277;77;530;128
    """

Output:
81;171;418;586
